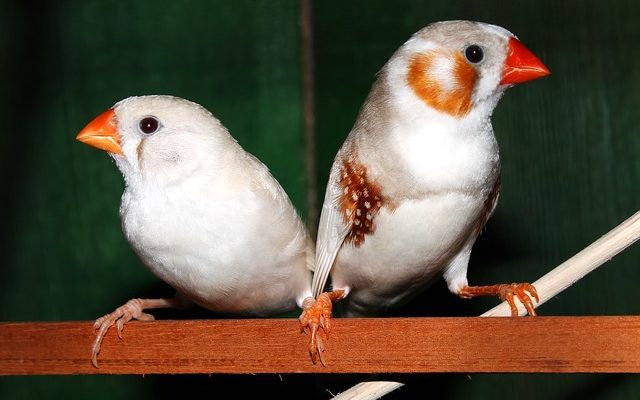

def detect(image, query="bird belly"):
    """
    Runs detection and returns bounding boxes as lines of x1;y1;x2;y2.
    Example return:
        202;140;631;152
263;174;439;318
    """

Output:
139;242;308;316
122;191;311;316
331;191;483;314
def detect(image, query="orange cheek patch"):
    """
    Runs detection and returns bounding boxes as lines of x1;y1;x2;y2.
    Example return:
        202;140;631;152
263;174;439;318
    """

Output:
407;52;477;118
339;159;384;247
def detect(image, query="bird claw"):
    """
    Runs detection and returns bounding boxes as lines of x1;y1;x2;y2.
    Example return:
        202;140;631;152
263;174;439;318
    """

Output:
500;282;539;317
459;282;539;316
91;298;155;368
299;290;344;366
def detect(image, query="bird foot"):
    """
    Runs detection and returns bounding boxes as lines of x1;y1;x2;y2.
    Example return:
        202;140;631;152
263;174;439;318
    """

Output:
459;282;539;316
91;297;180;368
299;290;345;366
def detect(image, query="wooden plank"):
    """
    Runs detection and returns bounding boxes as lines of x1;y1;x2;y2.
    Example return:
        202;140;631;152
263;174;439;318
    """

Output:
1;316;639;375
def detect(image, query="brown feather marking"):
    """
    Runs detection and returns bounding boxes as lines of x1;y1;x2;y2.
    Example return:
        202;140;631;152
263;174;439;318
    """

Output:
136;139;145;167
474;174;501;236
407;51;477;117
339;159;384;247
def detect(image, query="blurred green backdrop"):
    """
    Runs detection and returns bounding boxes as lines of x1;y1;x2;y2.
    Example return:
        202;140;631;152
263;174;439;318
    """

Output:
1;0;638;399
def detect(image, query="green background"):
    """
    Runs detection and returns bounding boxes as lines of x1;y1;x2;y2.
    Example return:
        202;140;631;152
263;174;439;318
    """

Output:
1;0;638;398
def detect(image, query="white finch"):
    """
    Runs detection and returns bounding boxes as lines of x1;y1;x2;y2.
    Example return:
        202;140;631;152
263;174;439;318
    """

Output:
76;95;313;367
300;20;550;363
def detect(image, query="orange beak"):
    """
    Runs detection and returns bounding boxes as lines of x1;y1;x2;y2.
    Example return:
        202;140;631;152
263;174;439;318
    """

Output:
500;37;550;85
76;108;123;155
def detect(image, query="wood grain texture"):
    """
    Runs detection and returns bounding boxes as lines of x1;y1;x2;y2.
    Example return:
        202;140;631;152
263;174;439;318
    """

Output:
1;316;639;375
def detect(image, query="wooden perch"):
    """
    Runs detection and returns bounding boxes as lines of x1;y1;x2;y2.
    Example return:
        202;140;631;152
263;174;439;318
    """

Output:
1;316;639;375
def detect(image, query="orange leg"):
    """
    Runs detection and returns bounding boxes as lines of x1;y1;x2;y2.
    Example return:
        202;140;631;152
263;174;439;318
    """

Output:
92;297;189;368
299;289;345;366
458;283;539;316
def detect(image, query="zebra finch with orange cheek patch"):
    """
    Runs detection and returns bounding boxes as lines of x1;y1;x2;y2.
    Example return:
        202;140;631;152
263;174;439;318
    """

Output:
300;20;549;365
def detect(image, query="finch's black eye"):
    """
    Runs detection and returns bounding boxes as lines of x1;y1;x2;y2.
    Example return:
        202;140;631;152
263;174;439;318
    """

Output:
464;45;484;64
139;116;160;135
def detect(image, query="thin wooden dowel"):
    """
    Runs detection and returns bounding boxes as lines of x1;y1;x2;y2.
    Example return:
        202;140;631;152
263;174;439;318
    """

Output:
332;382;405;400
484;210;640;317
